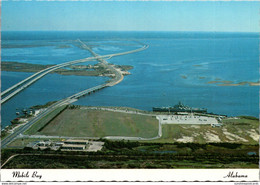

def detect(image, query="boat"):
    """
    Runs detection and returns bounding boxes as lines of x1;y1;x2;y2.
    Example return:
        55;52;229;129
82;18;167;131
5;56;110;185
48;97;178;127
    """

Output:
152;101;207;113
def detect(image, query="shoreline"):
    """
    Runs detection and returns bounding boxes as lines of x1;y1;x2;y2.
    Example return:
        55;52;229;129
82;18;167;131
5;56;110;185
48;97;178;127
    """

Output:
3;104;258;144
2;61;133;77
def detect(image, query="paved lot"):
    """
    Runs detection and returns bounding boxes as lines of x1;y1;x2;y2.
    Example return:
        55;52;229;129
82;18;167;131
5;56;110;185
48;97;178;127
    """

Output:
157;114;218;125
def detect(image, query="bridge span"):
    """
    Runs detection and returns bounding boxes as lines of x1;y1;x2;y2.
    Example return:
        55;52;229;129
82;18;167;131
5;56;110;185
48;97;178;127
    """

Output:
77;39;125;86
1;40;148;104
2;40;149;147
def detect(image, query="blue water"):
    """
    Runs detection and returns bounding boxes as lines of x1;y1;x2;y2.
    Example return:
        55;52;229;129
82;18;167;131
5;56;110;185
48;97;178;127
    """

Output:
2;40;92;65
1;31;259;128
1;71;109;127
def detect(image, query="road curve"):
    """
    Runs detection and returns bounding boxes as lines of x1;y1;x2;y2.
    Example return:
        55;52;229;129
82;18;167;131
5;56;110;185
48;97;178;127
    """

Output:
1;40;148;104
2;40;149;148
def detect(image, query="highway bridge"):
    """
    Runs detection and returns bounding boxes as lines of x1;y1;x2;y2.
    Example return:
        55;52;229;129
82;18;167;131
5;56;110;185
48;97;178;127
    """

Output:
77;39;125;86
2;40;149;148
1;40;148;104
2;82;110;148
76;39;149;59
1;57;97;104
1;99;72;148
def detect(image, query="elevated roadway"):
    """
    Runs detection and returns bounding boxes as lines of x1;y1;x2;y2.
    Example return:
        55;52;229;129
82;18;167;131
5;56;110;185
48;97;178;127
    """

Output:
1;99;71;148
2;40;149;148
1;57;96;104
77;39;127;86
1;41;148;104
2;82;109;148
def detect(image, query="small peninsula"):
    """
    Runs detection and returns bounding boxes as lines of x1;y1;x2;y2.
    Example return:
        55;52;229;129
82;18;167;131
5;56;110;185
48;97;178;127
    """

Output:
2;61;133;77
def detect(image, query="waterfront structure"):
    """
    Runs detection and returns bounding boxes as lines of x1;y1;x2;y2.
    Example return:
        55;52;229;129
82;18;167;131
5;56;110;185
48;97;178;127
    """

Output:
153;102;207;113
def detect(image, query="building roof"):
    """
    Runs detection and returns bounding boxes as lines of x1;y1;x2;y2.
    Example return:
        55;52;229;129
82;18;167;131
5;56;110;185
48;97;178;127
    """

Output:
55;142;64;144
61;144;86;148
65;139;88;143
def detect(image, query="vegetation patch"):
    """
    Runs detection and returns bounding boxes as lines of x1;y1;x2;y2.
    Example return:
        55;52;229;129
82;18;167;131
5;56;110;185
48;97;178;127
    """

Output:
2;62;54;73
238;116;259;121
30;101;57;109
24;105;67;135
2;61;133;77
2;141;259;169
38;108;159;138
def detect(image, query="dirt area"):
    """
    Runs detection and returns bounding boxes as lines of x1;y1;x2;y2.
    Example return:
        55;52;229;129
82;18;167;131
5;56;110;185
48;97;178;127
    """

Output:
204;131;221;142
87;141;104;152
222;128;248;142
176;136;194;143
246;129;259;141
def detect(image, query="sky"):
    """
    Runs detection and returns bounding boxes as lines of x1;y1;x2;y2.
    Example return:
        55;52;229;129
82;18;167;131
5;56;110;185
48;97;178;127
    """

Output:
2;1;259;32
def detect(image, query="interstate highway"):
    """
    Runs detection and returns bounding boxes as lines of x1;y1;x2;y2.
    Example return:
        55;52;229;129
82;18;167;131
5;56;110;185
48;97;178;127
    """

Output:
1;40;148;104
1;40;149;148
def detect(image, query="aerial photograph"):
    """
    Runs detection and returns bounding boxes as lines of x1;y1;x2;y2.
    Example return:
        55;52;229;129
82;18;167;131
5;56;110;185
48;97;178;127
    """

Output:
1;1;259;171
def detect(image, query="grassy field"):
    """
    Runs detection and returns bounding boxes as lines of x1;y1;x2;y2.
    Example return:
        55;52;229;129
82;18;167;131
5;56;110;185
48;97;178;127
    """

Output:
38;108;159;138
24;105;67;135
32;106;258;144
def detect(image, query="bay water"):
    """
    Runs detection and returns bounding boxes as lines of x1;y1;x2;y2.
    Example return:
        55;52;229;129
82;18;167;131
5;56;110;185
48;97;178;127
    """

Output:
1;31;259;128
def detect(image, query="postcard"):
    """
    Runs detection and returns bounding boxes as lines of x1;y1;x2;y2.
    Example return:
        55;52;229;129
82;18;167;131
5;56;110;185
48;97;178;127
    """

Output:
1;0;259;183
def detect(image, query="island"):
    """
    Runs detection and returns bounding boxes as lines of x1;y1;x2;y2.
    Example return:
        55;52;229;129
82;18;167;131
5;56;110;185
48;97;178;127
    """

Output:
2;61;133;77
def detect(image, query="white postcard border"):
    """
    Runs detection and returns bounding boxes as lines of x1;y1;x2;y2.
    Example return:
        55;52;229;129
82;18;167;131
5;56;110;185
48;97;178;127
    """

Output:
1;0;259;184
1;169;259;182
